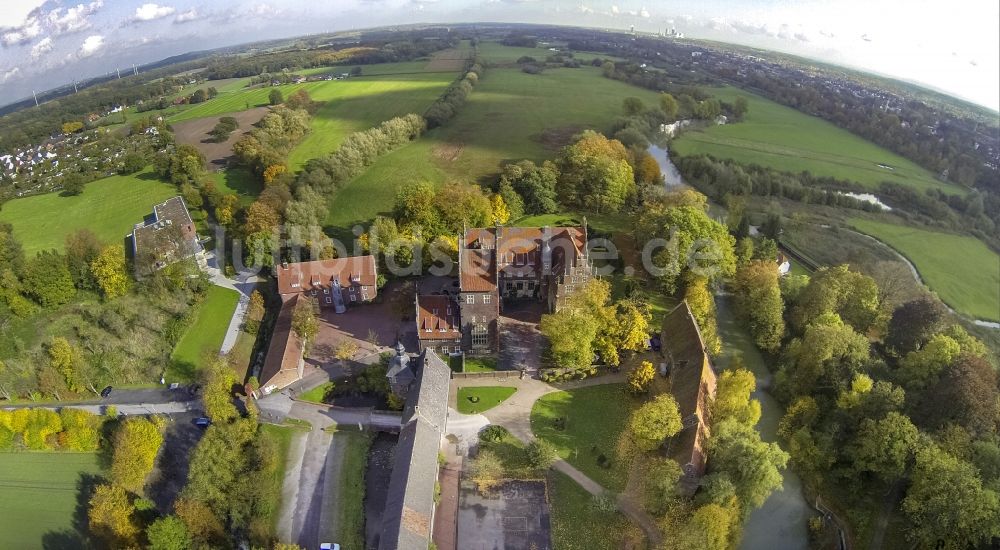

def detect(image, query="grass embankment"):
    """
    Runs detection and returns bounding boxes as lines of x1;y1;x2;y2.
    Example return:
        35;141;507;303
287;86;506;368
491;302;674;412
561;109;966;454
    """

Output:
325;66;664;231
672;87;962;195
0;169;176;255
0;452;103;549
530;383;636;492
547;469;635;550
258;423;299;534
849;219;1000;321
168;286;241;381
332;432;372;549
457;386;516;414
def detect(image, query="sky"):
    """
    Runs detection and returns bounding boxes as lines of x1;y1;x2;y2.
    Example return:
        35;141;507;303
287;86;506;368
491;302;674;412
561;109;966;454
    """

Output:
0;0;997;111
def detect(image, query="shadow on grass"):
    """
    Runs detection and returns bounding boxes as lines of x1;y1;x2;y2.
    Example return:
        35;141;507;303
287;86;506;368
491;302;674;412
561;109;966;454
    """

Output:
40;472;105;550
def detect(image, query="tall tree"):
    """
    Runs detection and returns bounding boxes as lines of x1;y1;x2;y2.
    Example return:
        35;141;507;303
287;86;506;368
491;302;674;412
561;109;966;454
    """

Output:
850;411;920;482
65;229;102;290
90;245;131;298
713;364;761;427
628;394;682;451
659;93;679;120
557;130;635;213
885;296;948;356
88;484;139;547
707;418;789;512
147;515;192;550
732;260;785;353
110;416;165;493
780;313;870;397
789;265;880;335
22;250;76;306
683;276;722;355
920;354;999;436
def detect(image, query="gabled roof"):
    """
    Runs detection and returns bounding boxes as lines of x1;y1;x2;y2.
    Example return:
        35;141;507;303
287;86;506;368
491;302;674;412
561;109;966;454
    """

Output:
379;350;451;550
416;295;461;340
259;295;304;391
276;256;377;295
459;226;587;291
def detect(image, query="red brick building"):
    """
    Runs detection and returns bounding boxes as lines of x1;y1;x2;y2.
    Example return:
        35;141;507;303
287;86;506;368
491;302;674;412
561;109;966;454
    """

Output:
415;294;462;356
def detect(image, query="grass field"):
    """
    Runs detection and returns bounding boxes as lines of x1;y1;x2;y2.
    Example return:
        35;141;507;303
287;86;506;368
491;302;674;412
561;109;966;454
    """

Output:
547;469;636;549
463;356;498;372
672;87;963;195
259;423;298;536
475;41;610;64
326;66;664;231
530;383;637;492
0;169;176;255
849;219;1000;321
298;382;335;404
0;452;103;549
168;285;241;381
211;167;262;206
457;386;517;414
332;432;372;550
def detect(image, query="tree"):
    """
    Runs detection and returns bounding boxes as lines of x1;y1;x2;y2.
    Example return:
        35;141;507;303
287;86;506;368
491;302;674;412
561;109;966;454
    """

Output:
897;332;961;391
601;61;615;77
885;296;947;356
731;96;749;120
789;265;880;335
497;181;525;221
557;130;635;213
659;93;679;120
190;89;208;103
291;296;319;344
244;200;281;234
627;361;656;394
683;276;722;355
110;416;165;493
713;364;761;427
903;445;1000;549
499;160;559;215
635;203;736;292
644;457;683;514
613;298;651;354
62;121;84;134
245;290;266;334
147;515;192;550
629;394;682;451
707;418;788;511
622;96;645;115
23;250;76;306
433;182;492;233
262;164;286;183
920;354;999;435
780;313;870;396
850;411;919;482
394;180;438;231
90;245;131;298
65;228;102;290
469;449;504;494
671;504;736;550
350;66;363;76
48;337;83;392
202;359;239;423
540;306;598;370
491;193;511;224
88;483;139;547
269;88;283;105
526;439;558;468
175;497;225;545
732;260;785;353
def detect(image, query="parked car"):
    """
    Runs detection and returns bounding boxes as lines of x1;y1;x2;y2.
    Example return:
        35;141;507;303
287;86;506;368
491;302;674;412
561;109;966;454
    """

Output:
100;386;113;398
194;417;211;428
319;544;340;550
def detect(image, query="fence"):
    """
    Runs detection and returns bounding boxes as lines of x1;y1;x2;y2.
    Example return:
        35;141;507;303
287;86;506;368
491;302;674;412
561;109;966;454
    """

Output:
451;370;524;381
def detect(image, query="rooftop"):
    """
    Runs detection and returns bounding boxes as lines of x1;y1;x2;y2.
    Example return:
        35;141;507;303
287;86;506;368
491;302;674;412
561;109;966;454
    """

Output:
276;256;377;295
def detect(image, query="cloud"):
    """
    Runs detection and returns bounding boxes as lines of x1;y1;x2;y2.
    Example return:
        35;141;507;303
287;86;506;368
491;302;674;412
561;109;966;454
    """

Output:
578;4;594;14
1;11;43;46
610;5;619;15
173;8;201;23
47;1;103;34
30;36;53;59
0;66;21;83
77;34;103;57
639;7;650;18
131;3;175;23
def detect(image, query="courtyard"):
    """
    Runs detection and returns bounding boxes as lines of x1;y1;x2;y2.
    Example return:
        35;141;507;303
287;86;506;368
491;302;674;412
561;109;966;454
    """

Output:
457;480;552;550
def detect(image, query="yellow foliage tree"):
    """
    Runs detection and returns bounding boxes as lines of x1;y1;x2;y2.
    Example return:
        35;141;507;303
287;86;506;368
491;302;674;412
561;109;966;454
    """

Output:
627;361;656;394
175;497;225;543
62;121;84;134
88;484;139;547
202;358;239;423
110;416;165;493
48;337;83;392
91;244;131;299
262;164;286;184
683;276;722;356
712;363;762;427
491;193;511;224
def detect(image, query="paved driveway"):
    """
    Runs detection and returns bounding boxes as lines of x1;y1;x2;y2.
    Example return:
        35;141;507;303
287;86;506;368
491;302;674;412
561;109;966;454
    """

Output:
499;301;544;372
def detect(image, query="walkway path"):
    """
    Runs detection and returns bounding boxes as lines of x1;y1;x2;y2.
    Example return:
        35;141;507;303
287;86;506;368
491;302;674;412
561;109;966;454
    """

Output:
447;372;663;546
203;248;266;354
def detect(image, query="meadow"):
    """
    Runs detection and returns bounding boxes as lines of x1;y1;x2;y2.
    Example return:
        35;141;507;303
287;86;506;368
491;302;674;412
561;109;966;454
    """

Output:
325;66;664;231
850;219;1000;321
672;87;963;195
0;169;177;255
168;285;242;381
0;452;103;549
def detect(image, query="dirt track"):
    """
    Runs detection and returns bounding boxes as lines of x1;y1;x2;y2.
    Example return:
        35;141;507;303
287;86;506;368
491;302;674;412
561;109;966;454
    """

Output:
171;107;270;167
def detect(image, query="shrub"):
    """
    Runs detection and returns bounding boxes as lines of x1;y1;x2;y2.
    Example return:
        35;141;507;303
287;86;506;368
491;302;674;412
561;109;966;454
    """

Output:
526;439;558;468
591;491;618;514
479;425;510;443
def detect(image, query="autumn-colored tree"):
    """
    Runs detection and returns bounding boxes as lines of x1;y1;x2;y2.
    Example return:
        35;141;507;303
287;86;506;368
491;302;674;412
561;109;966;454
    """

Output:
469;449;504;494
732;260;785;353
627;361;656;394
713;363;761;427
614;299;651;354
110;416;165;493
659;93;679;120
244;201;281;234
90;244;131;298
175;497;225;544
629;394;682;451
263;164;286;184
202;359;239;423
48;337;83;393
292;296;319;345
557;130;635;213
88;484;139;547
491;193;511;224
62;121;84;134
633;151;662;185
683;276;722;355
334;340;359;365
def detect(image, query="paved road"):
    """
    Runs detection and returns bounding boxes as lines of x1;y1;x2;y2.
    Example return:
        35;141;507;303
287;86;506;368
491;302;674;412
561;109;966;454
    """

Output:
0;387;197;410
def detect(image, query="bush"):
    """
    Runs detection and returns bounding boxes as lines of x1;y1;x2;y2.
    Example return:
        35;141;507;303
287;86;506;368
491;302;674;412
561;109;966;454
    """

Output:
591;491;618;514
526;439;558;468
479;424;510;443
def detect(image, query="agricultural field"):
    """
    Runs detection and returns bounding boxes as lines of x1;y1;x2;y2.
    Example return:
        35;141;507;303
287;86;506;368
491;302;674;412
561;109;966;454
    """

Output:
850;219;1000;321
326;65;663;230
168;285;242;381
0;452;103;549
0;168;176;255
475;41;608;64
672;87;963;195
530;383;637;491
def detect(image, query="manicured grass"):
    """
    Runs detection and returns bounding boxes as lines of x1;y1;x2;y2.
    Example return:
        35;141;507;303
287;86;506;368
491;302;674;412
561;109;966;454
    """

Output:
672;87;964;195
463;356;498;373
0;452;103;549
211;167;262;206
259;423;298;535
457;386;517;414
481;431;543;479
547;469;635;550
333;432;372;550
326;66;664;231
530;383;637;492
168;286;241;382
0;168;176;255
298;382;335;405
850;219;1000;321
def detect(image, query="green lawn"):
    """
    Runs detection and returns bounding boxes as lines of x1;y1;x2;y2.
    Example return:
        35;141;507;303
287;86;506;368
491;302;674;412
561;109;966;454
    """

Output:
457;386;516;414
672;87;964;195
463;356;498;373
168;286;241;381
0;169;176;255
326;66;664;232
849;219;1000;321
475;41;610;64
547;469;635;550
258;423;299;536
298;382;335;404
530;383;637;492
0;452;103;549
211;167;262;206
332;432;372;550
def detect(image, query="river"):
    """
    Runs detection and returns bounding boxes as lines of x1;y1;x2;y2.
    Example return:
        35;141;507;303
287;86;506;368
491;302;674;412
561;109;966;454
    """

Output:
648;143;686;188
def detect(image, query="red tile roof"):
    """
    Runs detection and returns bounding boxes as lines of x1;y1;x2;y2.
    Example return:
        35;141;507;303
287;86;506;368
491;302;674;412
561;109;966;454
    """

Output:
459;226;587;292
416;295;461;341
276;256;377;296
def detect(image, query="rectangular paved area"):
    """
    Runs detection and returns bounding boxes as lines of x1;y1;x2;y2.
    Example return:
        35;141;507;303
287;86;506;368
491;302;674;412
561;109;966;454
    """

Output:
457;479;551;550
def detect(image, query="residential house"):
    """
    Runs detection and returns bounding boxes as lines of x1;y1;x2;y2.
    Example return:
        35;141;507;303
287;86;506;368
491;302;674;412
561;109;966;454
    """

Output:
415;294;462;356
661;300;718;496
275;256;378;313
379;349;451;550
129;196;206;277
457;225;593;354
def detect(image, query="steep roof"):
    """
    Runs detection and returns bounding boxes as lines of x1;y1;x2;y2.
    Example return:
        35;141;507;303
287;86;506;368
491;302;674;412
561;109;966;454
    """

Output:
379;350;451;550
275;256;377;296
459;226;587;291
416;295;461;340
259;295;304;392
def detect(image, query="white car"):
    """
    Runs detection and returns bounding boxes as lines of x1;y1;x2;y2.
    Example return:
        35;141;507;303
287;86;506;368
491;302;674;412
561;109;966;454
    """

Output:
319;544;340;550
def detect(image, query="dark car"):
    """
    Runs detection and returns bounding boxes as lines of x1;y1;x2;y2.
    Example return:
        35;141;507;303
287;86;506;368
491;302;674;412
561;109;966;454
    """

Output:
194;417;211;428
100;386;113;398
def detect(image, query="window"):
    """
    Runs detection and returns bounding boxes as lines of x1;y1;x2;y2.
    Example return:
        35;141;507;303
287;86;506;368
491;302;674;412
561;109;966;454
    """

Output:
466;295;474;304
472;324;488;347
351;295;357;302
323;288;329;294
527;281;535;290
362;292;368;300
325;297;332;304
483;295;491;304
516;281;524;290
